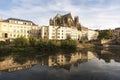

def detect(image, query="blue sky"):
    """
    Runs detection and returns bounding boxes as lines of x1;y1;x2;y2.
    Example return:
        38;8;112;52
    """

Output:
0;0;120;30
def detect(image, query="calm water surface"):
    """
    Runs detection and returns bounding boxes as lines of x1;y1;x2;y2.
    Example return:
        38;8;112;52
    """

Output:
0;49;120;80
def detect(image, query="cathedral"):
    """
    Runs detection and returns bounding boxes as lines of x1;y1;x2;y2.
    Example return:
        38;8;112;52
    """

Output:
49;13;81;30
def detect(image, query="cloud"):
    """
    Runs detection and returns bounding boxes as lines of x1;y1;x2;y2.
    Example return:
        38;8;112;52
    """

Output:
0;0;120;29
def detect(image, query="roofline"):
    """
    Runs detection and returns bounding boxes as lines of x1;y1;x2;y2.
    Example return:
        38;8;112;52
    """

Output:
3;18;38;26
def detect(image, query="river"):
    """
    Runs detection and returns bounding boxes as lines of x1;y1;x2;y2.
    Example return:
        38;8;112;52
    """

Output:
0;49;120;80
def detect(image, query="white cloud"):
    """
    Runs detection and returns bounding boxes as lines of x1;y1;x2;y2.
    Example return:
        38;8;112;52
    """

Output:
0;0;120;29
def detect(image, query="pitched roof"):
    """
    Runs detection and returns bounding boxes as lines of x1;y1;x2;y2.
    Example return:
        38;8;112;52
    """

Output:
62;13;71;17
3;18;37;26
55;13;62;18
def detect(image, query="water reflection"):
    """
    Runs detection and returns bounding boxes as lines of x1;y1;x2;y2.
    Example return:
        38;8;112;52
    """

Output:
0;49;120;80
96;49;120;63
0;51;97;72
48;51;96;67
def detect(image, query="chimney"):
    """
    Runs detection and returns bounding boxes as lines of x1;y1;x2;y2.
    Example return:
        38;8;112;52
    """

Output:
0;17;3;21
74;16;79;23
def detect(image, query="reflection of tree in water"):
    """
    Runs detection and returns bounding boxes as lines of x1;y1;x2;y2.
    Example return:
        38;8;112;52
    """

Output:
12;52;36;64
0;50;98;72
96;49;120;63
0;52;11;61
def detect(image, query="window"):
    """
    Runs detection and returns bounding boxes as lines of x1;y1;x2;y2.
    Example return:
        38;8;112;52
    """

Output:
3;25;7;27
17;35;19;37
14;34;16;37
24;30;26;33
52;36;55;38
10;34;12;37
57;33;60;35
52;33;55;35
21;30;23;33
44;32;47;35
14;30;16;32
15;21;18;24
2;33;8;38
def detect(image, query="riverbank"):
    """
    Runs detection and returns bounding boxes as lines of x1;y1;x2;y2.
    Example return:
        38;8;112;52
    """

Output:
0;37;77;54
95;44;120;50
0;43;96;58
77;43;95;50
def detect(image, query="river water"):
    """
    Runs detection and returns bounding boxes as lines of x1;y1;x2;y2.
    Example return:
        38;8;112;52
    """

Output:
0;49;120;80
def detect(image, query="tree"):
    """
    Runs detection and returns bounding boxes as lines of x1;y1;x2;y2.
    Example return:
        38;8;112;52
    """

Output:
61;40;77;50
98;29;113;39
106;29;113;38
13;37;29;47
0;41;6;47
29;37;37;46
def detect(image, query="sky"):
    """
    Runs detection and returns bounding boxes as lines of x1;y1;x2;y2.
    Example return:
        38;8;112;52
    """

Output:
0;0;120;30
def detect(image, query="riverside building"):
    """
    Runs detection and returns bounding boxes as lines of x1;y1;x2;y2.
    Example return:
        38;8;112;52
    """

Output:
41;13;98;41
0;18;40;41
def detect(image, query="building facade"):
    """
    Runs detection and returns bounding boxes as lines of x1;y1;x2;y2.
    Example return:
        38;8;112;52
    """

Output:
0;18;40;41
41;13;80;40
41;26;78;40
41;13;98;41
87;29;99;41
113;28;120;38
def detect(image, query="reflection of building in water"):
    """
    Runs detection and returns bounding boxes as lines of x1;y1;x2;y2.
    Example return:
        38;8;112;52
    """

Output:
48;51;96;67
0;51;97;72
0;57;37;72
87;51;97;60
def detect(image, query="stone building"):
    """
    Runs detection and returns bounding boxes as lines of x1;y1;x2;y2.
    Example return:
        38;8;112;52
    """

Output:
113;28;120;38
49;13;81;28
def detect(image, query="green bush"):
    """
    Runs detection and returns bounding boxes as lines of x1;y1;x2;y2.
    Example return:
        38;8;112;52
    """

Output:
36;39;59;52
61;40;77;50
29;37;37;46
0;41;6;47
13;37;29;47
